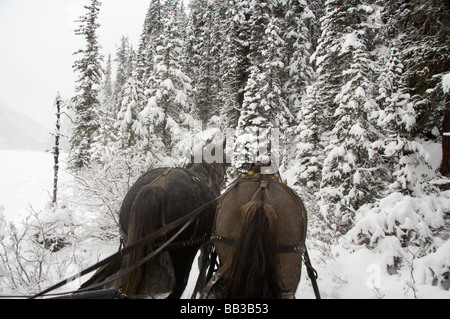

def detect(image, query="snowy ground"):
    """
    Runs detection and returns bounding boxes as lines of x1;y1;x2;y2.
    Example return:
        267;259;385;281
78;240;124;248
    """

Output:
0;150;62;223
1;149;449;298
0;149;119;295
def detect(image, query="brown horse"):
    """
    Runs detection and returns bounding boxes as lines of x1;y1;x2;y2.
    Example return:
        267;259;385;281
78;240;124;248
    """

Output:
211;169;307;299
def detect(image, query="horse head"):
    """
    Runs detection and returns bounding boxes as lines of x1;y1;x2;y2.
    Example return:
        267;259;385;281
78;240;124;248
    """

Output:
187;138;229;191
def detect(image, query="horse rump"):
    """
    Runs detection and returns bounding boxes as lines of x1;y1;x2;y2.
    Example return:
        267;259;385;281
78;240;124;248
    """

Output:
222;199;282;299
117;185;175;297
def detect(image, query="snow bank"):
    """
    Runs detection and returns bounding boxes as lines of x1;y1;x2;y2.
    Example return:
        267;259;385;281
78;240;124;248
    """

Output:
416;239;450;288
348;191;449;247
295;242;450;299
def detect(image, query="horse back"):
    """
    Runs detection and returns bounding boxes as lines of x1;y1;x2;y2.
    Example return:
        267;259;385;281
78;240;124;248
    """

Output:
120;167;218;242
214;176;307;297
216;177;307;248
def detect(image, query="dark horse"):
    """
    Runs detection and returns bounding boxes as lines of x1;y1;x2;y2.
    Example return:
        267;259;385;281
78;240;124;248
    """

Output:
211;167;307;299
114;153;227;298
80;143;228;298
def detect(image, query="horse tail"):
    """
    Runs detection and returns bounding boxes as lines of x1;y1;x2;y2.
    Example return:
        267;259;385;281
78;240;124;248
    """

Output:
118;185;167;296
223;197;281;299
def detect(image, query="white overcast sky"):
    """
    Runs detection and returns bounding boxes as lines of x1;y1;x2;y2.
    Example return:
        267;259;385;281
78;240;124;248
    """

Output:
0;0;151;129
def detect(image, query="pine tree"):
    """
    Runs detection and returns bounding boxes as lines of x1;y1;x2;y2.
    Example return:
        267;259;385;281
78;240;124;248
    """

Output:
69;0;103;170
233;0;295;171
284;0;315;117
291;85;323;192
234;65;272;171
142;5;193;162
186;0;222;129
114;36;134;111
310;0;354;133
116;71;147;151
137;0;163;84
316;0;384;235
91;54;118;163
319;47;380;235
217;0;252;129
101;54;114;106
374;44;430;194
253;0;291;132
397;0;450;140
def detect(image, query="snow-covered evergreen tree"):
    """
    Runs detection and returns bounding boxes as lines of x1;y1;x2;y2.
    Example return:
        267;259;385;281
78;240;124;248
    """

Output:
114;36;134;111
234;65;272;171
284;0;315;117
374;44;430;195
142;5;193;164
254;0;292;132
290;85;323;192
278;0;317;174
397;0;450;140
233;0;297;172
101;54;114;106
91;54;118;163
316;0;385;235
309;0;350;135
186;0;222;129
110;69;167;170
69;0;103;170
137;0;163;84
116;71;147;151
217;0;252;129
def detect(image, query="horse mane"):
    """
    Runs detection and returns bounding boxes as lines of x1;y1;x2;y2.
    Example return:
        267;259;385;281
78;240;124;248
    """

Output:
222;193;281;299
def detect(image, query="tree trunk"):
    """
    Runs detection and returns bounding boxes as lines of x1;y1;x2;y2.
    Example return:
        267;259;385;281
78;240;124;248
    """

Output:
441;104;450;177
53;96;62;204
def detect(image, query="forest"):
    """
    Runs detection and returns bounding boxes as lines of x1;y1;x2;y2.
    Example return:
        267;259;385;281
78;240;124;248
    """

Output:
67;0;450;291
1;0;449;297
70;0;449;234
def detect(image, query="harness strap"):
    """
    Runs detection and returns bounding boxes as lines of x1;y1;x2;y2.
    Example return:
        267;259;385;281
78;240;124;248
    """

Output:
164;234;208;251
200;259;232;299
303;247;321;299
211;235;305;254
177;168;207;241
147;168;172;188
